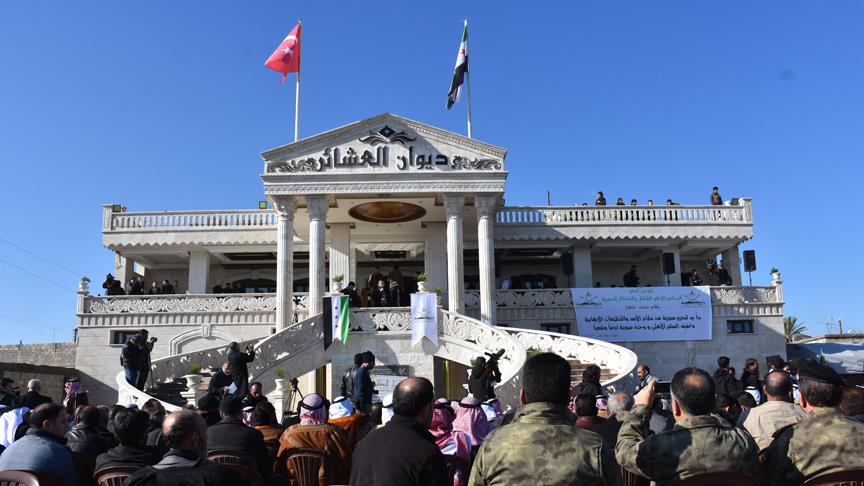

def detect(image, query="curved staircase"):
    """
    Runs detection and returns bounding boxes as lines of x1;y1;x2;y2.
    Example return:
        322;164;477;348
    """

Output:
121;309;638;412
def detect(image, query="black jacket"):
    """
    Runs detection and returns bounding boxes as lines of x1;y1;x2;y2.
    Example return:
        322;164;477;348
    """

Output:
65;423;117;455
20;391;52;410
350;414;449;486
227;349;255;398
207;370;233;394
353;366;373;406
341;367;357;398
714;368;742;396
468;365;491;401
95;444;160;472
125;450;243;486
121;341;142;369
206;418;271;477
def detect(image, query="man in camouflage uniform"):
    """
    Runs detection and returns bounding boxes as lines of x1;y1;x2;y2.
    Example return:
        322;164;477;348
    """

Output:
759;360;864;485
468;352;621;486
615;368;758;483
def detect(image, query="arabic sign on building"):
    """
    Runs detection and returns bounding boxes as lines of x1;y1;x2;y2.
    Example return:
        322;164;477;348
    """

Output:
572;287;713;342
266;125;502;174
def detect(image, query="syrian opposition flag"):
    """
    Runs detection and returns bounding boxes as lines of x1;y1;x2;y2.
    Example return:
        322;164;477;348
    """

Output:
265;22;301;84
323;295;350;349
446;21;469;109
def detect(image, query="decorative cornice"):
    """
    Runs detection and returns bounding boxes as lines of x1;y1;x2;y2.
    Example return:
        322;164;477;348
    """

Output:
264;181;506;195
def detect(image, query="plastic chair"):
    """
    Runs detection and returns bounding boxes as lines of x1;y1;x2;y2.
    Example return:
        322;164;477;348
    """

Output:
803;468;864;486
284;448;329;486
93;466;139;486
0;470;61;486
207;448;258;468
670;472;759;486
218;463;264;486
620;467;650;486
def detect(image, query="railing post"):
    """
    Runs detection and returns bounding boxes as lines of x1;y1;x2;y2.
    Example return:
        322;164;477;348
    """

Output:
741;197;753;223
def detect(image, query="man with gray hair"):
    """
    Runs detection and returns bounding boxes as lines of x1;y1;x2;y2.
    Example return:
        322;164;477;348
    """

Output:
22;378;52;409
590;391;634;449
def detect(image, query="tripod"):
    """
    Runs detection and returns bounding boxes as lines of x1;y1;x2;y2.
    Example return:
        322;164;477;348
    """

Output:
283;378;304;420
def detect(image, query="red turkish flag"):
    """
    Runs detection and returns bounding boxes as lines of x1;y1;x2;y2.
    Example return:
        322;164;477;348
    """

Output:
265;23;301;83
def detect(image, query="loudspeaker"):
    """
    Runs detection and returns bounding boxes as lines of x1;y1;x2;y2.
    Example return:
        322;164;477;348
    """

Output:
662;253;676;275
562;253;574;276
743;250;756;273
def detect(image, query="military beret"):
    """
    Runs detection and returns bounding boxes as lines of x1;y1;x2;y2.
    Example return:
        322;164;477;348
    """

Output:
797;360;844;386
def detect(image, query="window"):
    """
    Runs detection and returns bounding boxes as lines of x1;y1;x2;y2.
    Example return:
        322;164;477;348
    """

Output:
111;330;140;345
541;323;571;334
727;320;754;334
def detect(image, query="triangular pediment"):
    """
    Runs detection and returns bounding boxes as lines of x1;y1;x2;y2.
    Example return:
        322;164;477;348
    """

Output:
260;113;507;176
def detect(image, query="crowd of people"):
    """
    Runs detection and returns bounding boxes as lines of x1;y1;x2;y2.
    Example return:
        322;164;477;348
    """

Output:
592;186;725;207
102;274;183;297
2;349;863;485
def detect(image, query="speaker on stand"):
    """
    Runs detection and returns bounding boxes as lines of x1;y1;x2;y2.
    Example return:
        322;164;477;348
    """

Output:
743;250;756;286
662;252;676;286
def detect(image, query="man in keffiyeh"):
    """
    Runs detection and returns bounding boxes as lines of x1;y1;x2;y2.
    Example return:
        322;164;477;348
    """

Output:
63;379;88;418
327;396;366;447
481;398;504;425
276;393;352;484
0;406;31;449
452;396;493;446
429;398;472;486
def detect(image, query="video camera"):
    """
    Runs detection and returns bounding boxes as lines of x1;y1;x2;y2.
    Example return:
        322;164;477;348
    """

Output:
484;349;505;365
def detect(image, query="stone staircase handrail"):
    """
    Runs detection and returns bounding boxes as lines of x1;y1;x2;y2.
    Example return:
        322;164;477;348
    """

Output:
150;336;263;384
115;371;181;412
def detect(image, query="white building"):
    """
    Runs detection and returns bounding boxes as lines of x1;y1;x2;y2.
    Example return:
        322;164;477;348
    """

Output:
74;113;785;409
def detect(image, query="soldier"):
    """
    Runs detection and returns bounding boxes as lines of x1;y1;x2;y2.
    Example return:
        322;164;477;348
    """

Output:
615;368;758;482
759;361;864;485
468;352;621;486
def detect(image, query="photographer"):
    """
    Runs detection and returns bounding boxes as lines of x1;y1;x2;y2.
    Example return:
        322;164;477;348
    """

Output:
227;342;255;398
135;330;157;391
469;350;503;401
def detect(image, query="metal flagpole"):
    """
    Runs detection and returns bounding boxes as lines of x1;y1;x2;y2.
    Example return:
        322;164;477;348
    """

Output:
294;19;302;143
464;19;473;139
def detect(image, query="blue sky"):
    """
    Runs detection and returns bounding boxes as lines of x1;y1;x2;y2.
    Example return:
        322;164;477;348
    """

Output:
0;1;861;344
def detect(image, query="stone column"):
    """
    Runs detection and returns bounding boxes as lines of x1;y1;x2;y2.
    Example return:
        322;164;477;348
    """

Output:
721;244;743;286
187;251;211;294
570;247;593;288
329;223;351;290
475;195;497;325
306;195;329;315
424;222;448;302
114;253;135;288
661;246;682;286
444;195;465;313
273;196;296;331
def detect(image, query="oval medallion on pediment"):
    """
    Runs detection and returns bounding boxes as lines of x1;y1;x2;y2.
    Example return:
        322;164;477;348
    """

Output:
348;202;427;223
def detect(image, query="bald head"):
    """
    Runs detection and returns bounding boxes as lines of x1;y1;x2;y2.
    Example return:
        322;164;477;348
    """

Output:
764;371;793;401
393;377;434;417
162;410;207;456
670;367;715;416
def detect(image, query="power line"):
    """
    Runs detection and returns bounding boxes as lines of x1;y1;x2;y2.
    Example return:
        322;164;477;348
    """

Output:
0;256;77;294
0;237;83;277
0;313;64;331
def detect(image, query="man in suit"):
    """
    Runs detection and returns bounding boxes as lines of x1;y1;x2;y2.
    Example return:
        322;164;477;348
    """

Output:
206;396;271;478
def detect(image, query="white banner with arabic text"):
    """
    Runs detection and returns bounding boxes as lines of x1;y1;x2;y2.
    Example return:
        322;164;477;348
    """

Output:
572;286;712;342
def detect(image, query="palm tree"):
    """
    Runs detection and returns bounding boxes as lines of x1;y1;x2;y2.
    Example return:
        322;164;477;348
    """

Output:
784;316;810;342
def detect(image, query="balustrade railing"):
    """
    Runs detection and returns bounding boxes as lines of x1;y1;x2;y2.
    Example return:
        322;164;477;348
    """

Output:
496;203;749;226
81;292;309;314
105;209;277;232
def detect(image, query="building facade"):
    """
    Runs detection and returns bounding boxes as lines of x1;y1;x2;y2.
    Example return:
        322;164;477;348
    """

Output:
75;113;785;405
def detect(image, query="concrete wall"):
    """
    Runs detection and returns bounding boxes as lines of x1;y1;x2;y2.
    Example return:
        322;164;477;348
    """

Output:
0;362;79;404
0;342;77;368
75;323;274;405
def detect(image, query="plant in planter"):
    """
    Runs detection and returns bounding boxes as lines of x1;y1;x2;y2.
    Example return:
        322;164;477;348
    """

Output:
770;267;779;274
433;287;443;304
416;273;429;292
274;367;289;393
183;363;204;387
330;275;345;293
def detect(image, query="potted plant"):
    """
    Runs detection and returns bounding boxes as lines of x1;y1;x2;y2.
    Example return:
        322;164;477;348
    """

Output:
274;367;289;393
433;287;443;305
330;274;345;293
183;363;203;387
416;273;429;292
770;267;781;284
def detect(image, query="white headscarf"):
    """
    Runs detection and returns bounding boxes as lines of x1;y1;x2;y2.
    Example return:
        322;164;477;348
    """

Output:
329;396;354;419
1;407;31;448
381;393;394;425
